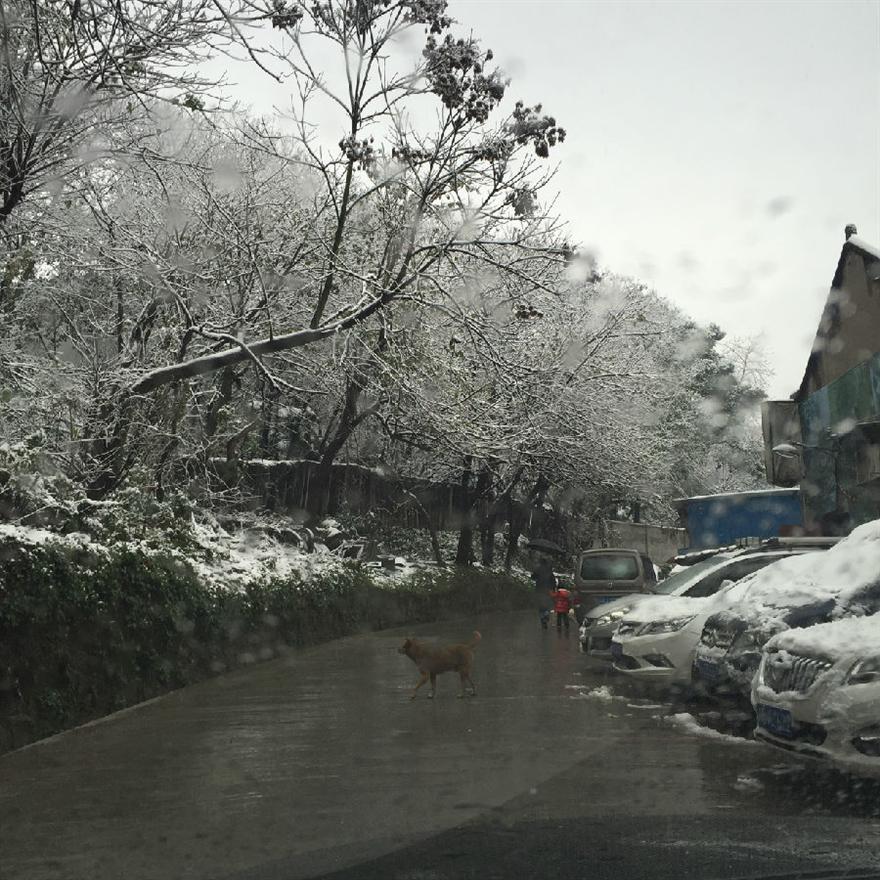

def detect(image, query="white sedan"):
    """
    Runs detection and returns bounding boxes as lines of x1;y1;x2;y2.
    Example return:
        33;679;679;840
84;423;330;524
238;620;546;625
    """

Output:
752;615;880;775
610;588;747;686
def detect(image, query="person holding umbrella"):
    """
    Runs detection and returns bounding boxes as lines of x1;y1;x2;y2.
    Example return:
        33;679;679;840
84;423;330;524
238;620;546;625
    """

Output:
530;555;558;630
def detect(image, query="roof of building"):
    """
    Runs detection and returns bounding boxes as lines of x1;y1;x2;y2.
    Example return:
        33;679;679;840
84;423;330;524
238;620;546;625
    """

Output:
793;231;880;402
830;234;880;288
673;488;800;508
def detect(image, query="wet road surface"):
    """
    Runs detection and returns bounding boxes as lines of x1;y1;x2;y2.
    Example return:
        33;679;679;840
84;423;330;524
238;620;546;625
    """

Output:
3;611;880;879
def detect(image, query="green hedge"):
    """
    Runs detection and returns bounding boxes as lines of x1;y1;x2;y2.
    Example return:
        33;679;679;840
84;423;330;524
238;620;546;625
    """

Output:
0;540;531;753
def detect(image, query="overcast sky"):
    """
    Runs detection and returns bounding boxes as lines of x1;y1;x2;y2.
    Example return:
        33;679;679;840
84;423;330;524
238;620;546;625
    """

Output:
219;0;880;399
450;0;880;399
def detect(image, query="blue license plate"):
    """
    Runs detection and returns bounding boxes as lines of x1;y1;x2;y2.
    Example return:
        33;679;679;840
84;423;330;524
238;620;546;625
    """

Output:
597;596;617;604
610;641;623;660
695;658;721;682
756;703;793;738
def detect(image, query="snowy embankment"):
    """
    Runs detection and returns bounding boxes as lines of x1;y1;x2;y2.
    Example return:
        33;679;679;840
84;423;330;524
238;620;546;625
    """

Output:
1;516;352;592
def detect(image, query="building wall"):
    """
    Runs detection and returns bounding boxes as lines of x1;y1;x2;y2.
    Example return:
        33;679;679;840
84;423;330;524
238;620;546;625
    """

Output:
798;351;880;529
795;241;880;531
804;249;880;396
595;520;686;564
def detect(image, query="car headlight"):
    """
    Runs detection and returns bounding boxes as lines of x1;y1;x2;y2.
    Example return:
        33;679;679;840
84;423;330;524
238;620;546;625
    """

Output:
594;607;632;628
638;616;696;636
846;657;880;686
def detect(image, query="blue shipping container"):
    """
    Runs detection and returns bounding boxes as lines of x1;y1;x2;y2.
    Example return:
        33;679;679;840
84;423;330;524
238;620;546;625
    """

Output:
674;489;803;552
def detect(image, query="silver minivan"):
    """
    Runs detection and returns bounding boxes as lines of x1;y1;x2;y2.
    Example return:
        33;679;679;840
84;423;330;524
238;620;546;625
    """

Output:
573;549;657;617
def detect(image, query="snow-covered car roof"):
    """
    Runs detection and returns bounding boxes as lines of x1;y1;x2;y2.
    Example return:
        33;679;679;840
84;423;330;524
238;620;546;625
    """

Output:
767;614;880;662
617;546;822;624
712;519;880;628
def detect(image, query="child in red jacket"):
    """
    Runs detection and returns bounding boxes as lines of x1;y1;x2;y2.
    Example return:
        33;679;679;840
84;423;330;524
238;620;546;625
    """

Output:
549;586;573;633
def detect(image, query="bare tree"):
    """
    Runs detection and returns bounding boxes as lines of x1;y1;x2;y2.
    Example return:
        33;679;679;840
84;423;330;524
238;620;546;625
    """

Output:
64;0;568;497
0;0;261;225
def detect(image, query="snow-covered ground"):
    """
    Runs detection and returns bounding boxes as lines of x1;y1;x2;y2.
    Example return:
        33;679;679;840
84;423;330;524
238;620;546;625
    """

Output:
661;712;759;745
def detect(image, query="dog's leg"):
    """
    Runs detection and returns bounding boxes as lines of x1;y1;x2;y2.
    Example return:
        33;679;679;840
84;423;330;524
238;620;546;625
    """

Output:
411;671;428;700
460;669;476;697
428;672;437;699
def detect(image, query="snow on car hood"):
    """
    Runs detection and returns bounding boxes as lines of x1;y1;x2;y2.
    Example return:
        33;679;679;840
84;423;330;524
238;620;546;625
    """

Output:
621;594;713;623
767;614;880;662
585;594;644;617
621;575;753;624
719;519;880;626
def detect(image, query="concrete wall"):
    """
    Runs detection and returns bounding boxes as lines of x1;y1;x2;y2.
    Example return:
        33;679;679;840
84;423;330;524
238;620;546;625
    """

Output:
593;520;686;563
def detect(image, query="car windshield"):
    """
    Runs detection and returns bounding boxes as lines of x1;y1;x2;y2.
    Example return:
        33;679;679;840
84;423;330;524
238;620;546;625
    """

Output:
653;556;733;595
1;2;878;878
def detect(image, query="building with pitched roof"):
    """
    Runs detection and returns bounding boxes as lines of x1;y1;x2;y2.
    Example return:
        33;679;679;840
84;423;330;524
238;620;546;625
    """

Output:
762;225;880;534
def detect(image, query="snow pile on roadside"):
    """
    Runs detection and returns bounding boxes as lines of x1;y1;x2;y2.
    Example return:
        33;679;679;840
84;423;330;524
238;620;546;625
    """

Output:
660;712;758;745
734;774;765;792
568;685;620;701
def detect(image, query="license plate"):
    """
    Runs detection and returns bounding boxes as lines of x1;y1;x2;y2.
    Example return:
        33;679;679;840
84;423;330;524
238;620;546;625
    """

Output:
597;596;617;604
695;658;721;682
610;641;623;660
756;703;793;738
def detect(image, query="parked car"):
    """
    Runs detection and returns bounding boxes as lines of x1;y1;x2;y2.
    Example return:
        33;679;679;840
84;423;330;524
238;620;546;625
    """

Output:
579;541;816;658
572;548;657;620
752;614;880;775
693;527;879;700
608;539;840;688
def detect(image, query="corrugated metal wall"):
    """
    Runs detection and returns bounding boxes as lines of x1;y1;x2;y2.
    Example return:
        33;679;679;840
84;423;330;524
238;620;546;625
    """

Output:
684;492;803;550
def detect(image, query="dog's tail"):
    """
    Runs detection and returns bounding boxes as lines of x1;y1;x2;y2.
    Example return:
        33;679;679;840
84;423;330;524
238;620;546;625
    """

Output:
469;630;482;648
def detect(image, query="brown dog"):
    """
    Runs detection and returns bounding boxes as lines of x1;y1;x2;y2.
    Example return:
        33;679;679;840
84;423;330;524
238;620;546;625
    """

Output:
398;631;481;700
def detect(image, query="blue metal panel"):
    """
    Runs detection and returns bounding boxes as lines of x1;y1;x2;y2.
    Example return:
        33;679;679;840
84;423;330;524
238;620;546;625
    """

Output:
684;492;803;550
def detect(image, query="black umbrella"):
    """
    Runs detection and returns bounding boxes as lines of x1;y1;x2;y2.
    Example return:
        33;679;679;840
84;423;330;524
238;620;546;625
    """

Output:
525;538;565;555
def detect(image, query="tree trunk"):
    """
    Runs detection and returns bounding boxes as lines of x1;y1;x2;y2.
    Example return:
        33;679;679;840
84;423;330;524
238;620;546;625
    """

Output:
457;462;494;566
479;477;503;566
204;368;237;440
480;506;497;566
455;457;474;565
83;396;137;499
401;488;445;567
505;497;527;570
314;378;366;514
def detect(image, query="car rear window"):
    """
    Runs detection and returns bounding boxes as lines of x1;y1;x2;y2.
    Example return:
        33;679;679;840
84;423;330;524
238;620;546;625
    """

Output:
580;553;640;581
